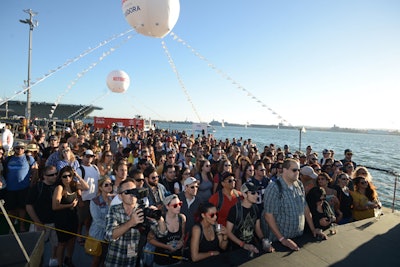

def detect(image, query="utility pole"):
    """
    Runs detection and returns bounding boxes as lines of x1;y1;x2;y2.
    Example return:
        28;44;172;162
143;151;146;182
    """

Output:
19;9;38;127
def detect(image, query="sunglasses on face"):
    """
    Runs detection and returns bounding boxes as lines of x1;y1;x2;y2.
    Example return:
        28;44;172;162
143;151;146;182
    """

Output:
103;183;112;187
150;176;159;180
170;202;183;208
135;178;145;182
207;212;218;218
45;172;58;177
190;185;199;189
248;191;258;195
122;188;138;195
62;174;72;179
291;168;300;172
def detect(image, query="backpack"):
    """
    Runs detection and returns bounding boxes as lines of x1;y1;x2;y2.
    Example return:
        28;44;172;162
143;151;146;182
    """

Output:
216;189;240;211
78;164;99;179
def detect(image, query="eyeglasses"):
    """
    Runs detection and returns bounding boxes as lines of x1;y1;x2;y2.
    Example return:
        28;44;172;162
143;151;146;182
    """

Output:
45;172;58;177
170;202;183;208
190;185;199;189
122;189;137;195
135;179;145;182
225;179;236;183
62;174;72;179
103;183;112;187
15;147;25;150
168;157;175;159
150;175;159;180
291;168;300;172
258;169;266;172
207;212;218;218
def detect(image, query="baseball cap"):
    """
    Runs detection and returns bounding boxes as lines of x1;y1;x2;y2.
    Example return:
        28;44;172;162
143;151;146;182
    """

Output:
14;141;26;148
180;143;187;148
322;149;329;154
300;166;318;179
84;149;94;156
241;182;257;193
184;177;198;187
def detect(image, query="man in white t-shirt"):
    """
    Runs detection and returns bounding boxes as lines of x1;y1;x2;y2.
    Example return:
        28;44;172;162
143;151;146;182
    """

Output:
76;149;99;243
1;124;14;155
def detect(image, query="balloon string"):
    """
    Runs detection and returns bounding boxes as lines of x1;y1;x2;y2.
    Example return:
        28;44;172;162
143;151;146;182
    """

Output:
0;29;135;107
161;40;203;123
125;94;167;121
169;32;292;126
67;91;110;119
49;33;136;118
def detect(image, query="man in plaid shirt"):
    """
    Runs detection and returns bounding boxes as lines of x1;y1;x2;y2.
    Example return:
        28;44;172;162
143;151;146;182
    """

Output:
105;178;166;266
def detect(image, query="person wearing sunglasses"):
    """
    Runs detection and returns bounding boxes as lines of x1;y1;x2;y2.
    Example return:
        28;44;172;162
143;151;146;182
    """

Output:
334;173;353;224
3;141;38;233
190;202;229;262
263;159;325;251
148;194;186;266
88;176;113;267
351;176;381;221
178;177;201;237
104;179;167;267
52;165;89;267
306;187;336;232
226;182;274;259
209;172;242;227
26;165;59;266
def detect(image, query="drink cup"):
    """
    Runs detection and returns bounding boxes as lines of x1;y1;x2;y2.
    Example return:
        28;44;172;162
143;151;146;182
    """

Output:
215;224;222;233
330;223;337;235
262;238;272;251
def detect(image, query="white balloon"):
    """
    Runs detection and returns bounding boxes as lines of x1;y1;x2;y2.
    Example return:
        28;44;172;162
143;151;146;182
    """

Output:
122;0;180;38
106;70;130;93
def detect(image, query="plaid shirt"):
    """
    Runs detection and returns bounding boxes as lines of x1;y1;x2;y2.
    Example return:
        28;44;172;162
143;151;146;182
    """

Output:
263;177;306;241
104;203;141;267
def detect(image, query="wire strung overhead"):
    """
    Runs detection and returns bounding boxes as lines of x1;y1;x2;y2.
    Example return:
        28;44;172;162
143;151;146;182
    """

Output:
161;40;202;123
168;32;292;126
0;29;134;107
49;33;136;118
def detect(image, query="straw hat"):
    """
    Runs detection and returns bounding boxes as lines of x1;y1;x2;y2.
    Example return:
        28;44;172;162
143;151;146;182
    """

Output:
26;143;39;152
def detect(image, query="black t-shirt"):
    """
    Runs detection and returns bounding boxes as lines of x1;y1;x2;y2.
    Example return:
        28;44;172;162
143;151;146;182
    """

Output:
26;182;56;224
227;203;259;247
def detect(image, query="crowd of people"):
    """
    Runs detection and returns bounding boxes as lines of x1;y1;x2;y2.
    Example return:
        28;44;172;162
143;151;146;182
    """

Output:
0;124;382;267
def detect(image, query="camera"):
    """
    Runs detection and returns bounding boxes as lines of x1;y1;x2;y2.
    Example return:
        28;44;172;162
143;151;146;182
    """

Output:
131;188;162;221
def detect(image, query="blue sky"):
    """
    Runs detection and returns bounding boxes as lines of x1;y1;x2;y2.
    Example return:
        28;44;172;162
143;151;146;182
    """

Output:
1;0;399;130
